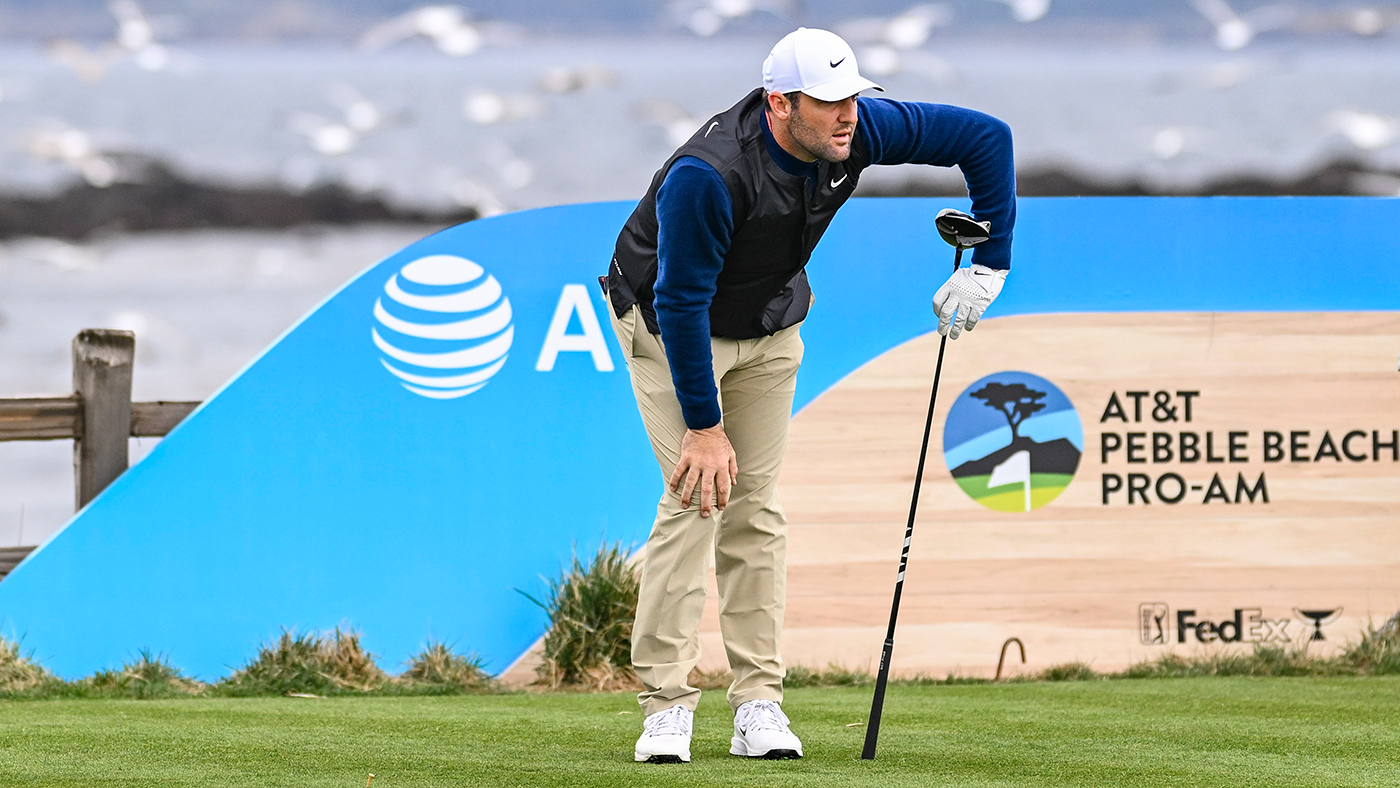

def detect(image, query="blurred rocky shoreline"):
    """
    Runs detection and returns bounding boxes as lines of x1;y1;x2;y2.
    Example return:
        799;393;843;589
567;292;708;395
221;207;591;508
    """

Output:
871;157;1400;198
2;155;1395;241
0;158;476;240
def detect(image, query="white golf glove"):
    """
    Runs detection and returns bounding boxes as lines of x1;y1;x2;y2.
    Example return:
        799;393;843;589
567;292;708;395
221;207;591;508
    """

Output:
932;264;1007;340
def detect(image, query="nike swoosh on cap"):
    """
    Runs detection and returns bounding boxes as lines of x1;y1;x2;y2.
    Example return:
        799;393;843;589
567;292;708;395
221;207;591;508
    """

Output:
829;57;845;68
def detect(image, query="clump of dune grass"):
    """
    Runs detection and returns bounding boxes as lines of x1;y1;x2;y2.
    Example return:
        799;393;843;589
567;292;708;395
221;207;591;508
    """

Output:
1340;613;1400;675
321;628;386;691
1122;643;1345;679
218;629;333;697
395;640;498;694
1039;661;1101;682
0;636;52;694
687;666;734;691
526;542;640;691
1250;644;1338;676
786;663;876;688
81;650;206;699
785;665;999;687
217;627;386;696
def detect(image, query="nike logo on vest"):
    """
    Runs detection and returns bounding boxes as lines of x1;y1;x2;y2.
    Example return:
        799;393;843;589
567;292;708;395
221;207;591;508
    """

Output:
830;174;848;188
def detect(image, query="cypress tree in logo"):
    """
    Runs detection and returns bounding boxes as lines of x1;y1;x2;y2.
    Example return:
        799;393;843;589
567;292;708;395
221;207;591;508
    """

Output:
943;371;1083;512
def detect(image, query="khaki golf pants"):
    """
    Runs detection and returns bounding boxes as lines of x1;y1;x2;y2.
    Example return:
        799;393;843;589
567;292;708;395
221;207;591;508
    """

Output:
609;304;803;716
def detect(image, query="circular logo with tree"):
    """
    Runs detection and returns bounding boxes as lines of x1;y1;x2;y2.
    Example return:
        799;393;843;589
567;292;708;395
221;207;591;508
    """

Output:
943;371;1083;512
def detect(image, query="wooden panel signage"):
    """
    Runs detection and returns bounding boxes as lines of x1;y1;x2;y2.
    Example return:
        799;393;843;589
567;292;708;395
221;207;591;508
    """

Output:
732;312;1400;678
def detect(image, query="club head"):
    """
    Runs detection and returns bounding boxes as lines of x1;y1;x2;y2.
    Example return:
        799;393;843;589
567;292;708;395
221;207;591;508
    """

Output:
935;208;991;249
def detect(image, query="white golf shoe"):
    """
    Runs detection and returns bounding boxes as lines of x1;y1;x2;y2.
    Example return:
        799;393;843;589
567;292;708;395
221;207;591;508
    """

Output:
730;699;803;759
634;704;693;764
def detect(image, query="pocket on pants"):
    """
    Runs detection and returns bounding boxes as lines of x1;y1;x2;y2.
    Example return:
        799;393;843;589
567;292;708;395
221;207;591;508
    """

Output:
625;306;645;360
608;303;640;361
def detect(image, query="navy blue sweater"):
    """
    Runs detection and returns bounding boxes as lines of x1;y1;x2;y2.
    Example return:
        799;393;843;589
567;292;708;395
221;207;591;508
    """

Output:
654;97;1016;430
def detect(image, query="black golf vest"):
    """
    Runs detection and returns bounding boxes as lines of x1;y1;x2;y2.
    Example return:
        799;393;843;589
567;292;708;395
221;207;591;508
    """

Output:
607;87;870;339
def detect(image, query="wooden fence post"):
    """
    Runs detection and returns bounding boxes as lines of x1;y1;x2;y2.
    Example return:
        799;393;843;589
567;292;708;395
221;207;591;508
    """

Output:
72;329;135;510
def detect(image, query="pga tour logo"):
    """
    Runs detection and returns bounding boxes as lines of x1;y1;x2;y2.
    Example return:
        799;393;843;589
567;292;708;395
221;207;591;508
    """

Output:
371;254;614;399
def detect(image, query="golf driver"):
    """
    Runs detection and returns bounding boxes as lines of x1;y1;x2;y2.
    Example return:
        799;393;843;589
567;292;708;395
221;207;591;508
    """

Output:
862;208;991;761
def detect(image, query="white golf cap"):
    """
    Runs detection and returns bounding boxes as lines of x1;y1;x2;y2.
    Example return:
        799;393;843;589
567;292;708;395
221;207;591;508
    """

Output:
762;28;883;102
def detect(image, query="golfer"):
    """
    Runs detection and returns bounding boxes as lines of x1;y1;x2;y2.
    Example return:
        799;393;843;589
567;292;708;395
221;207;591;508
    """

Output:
603;27;1016;763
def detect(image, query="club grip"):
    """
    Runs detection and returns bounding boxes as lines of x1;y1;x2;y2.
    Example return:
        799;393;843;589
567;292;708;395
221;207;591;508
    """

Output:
861;641;895;759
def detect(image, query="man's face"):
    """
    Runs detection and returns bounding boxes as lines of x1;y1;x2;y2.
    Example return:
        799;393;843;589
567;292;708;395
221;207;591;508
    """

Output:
786;94;859;162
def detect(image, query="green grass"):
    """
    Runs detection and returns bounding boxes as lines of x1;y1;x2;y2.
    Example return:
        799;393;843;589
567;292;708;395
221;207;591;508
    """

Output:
4;679;1399;787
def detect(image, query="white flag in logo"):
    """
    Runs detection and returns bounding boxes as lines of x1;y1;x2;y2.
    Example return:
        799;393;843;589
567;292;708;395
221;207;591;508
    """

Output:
988;450;1032;512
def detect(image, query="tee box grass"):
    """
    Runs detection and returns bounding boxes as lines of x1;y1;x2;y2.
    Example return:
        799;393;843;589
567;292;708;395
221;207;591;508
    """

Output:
3;677;1399;787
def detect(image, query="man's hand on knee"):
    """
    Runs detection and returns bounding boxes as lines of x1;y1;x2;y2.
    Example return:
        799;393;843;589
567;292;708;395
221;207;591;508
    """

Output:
670;424;739;518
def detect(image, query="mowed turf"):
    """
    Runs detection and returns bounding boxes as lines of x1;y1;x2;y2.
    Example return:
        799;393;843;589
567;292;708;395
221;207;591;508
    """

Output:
3;679;1398;788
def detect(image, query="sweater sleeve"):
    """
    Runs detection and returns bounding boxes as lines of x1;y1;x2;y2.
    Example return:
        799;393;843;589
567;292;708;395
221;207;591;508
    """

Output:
654;156;734;430
856;97;1016;270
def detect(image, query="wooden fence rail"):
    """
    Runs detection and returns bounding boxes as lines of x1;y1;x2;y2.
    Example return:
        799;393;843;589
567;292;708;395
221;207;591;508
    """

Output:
0;396;80;441
0;398;200;443
0;330;200;578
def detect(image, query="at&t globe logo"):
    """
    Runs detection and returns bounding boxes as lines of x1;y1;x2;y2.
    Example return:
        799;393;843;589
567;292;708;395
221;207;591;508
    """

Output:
371;254;513;399
943;371;1083;512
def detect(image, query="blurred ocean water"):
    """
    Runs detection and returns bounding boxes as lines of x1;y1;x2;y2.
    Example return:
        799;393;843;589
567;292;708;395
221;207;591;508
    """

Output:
2;35;1399;214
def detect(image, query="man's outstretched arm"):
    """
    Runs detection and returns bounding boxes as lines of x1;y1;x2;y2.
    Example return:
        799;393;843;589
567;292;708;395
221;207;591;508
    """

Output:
857;98;1016;339
856;97;1016;270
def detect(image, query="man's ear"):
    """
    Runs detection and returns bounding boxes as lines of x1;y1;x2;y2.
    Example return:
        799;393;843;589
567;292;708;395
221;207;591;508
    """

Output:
766;91;792;121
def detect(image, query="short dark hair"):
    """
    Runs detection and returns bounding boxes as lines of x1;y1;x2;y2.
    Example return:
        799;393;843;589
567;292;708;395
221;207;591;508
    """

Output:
783;90;802;108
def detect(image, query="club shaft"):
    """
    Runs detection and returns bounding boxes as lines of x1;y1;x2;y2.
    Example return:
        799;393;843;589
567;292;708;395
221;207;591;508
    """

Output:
862;246;962;760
